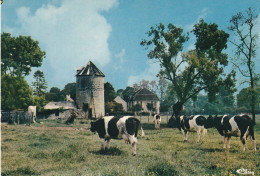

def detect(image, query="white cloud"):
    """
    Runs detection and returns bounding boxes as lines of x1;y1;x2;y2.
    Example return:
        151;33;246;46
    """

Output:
127;61;161;86
14;0;118;88
113;48;126;71
115;48;125;64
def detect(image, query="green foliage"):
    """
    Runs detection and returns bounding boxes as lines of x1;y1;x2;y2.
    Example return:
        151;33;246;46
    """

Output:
122;86;135;102
237;86;260;112
1;32;46;77
104;82;116;102
61;82;76;100
141;20;235;117
131;103;142;113
46;87;65;102
32;70;47;96
229;7;258;122
33;95;47;113
116;89;124;98
1;75;33;111
105;101;124;114
147;103;155;113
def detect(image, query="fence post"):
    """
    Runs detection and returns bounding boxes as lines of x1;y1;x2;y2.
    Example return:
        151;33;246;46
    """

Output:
17;112;20;125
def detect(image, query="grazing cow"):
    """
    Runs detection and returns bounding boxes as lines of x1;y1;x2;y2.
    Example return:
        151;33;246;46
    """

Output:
90;116;144;156
205;114;256;151
153;114;161;129
176;115;207;142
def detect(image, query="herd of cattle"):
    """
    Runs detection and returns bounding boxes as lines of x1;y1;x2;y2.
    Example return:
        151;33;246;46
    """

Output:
89;114;256;155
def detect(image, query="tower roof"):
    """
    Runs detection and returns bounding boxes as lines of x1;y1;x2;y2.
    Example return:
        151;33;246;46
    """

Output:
76;61;105;77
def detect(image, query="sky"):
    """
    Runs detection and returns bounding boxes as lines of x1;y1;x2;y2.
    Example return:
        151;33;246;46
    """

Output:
1;0;260;92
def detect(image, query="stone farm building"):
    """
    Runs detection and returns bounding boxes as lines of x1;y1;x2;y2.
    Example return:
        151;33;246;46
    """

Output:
76;61;105;118
127;88;160;113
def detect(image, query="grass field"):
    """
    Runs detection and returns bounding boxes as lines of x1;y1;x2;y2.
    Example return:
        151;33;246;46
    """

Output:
1;115;260;176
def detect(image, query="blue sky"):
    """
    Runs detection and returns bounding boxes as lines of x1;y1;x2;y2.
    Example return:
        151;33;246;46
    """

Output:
1;0;260;91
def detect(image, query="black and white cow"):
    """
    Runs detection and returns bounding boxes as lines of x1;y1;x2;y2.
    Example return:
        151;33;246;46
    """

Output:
153;114;161;129
90;116;144;156
205;114;256;151
176;115;207;142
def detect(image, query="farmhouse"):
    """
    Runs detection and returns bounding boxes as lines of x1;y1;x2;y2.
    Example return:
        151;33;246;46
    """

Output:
128;88;160;113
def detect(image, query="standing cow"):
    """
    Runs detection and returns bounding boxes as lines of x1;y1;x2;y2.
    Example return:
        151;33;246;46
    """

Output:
176;115;207;142
205;114;256;151
90;116;144;156
153;114;161;129
28;106;36;123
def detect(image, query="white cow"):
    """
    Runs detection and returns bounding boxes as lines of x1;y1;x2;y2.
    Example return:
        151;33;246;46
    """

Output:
28;106;36;123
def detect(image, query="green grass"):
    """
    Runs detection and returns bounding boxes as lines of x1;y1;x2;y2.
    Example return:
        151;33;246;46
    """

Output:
1;116;260;175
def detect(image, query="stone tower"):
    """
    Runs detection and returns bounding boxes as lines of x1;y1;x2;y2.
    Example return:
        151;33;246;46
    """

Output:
76;61;105;118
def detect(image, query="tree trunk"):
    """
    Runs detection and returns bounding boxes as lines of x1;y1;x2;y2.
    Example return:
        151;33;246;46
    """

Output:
167;102;183;127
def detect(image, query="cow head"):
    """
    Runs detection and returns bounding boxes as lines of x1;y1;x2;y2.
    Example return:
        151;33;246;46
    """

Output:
90;121;97;134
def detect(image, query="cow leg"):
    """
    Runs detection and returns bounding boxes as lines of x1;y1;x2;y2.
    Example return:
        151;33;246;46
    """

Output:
250;136;256;151
106;138;111;149
158;122;160;129
181;129;187;141
227;136;231;149
197;130;201;142
223;136;226;149
129;135;137;156
240;128;248;151
202;128;207;138
100;138;106;150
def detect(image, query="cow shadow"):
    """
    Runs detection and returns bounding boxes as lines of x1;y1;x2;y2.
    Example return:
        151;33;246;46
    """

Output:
91;147;125;156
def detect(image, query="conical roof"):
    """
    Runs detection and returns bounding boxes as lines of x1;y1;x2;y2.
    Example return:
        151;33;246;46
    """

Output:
76;61;105;77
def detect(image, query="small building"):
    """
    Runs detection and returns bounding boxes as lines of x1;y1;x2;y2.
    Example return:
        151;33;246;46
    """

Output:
114;96;127;111
128;88;160;113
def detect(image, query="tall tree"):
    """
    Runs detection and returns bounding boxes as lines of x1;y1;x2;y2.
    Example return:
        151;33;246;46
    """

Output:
141;20;236;119
1;75;33;111
228;7;258;123
32;70;47;96
104;82;116;102
122;86;135;102
62;83;76;100
1;33;46;77
46;87;65;101
116;89;124;98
